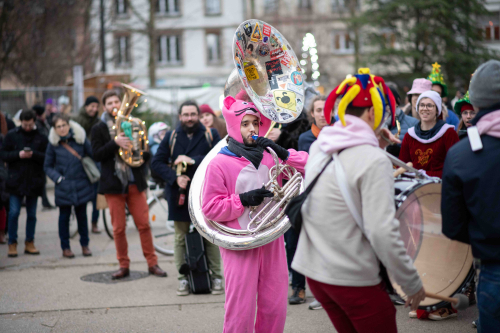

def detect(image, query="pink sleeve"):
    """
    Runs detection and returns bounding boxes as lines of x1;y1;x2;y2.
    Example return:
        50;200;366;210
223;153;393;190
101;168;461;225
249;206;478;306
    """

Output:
285;149;308;176
201;162;245;223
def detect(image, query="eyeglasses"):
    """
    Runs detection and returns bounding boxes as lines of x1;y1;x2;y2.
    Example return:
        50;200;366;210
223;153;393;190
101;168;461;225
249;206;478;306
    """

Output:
55;123;69;129
462;111;477;117
419;104;435;110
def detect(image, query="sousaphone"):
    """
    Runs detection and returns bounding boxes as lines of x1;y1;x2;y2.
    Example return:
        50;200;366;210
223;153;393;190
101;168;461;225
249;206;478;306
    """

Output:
189;19;305;250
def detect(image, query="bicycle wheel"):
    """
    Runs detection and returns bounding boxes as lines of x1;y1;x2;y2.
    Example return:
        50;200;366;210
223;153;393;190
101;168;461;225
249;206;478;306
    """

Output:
148;194;174;256
102;209;114;240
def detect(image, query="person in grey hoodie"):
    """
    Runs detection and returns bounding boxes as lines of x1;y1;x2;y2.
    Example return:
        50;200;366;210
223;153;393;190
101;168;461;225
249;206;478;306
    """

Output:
292;69;425;333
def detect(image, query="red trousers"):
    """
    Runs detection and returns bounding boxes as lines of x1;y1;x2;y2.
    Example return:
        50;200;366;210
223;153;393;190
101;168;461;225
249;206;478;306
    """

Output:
0;207;6;231
105;185;157;268
307;278;397;333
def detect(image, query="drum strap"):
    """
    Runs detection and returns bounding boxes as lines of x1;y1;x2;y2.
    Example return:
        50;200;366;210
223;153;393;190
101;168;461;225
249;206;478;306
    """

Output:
333;152;395;294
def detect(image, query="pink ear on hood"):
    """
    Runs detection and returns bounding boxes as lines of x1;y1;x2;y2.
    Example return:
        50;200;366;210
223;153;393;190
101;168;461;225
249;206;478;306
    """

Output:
224;96;236;110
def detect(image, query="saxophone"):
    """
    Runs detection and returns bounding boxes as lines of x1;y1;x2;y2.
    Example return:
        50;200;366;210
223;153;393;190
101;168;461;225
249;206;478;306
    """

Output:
114;83;148;167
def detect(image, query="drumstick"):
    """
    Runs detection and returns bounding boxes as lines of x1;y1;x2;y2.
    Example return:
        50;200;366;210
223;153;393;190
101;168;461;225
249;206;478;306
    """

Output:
424;292;469;311
393;162;413;177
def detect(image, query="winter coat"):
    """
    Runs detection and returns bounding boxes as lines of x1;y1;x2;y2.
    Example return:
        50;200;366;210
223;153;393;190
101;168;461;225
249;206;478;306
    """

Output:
44;121;94;207
35;118;51;137
73;106;100;139
151;123;220;222
91;120;150;194
298;129;316;153
0;127;48;197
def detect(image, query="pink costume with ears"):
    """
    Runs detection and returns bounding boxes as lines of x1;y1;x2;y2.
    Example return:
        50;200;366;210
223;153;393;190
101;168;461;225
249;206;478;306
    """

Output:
202;96;308;333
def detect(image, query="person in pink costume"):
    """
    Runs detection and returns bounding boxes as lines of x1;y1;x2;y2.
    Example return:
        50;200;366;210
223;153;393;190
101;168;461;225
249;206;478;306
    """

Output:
202;95;308;333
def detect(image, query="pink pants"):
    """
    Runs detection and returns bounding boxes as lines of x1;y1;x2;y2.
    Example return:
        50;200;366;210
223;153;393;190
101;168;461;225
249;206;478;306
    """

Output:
220;236;288;333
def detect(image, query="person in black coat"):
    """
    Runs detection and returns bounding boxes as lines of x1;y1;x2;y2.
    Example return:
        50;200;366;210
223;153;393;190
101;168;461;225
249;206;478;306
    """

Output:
44;114;94;258
441;60;500;332
151;100;223;296
0;109;48;257
91;89;166;280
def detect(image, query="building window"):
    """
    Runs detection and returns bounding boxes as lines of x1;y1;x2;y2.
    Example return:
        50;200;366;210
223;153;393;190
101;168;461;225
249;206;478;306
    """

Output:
332;0;359;12
206;0;221;15
116;36;130;65
158;35;181;65
332;31;354;54
116;0;127;15
156;0;180;15
206;32;221;64
484;23;500;41
298;0;312;10
264;0;278;13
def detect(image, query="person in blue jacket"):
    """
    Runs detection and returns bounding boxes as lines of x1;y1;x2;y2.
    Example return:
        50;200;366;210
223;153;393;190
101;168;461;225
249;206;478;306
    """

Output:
44;114;94;259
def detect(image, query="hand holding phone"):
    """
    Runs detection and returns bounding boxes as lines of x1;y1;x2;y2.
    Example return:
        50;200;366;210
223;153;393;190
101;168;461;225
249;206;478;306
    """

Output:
20;147;33;159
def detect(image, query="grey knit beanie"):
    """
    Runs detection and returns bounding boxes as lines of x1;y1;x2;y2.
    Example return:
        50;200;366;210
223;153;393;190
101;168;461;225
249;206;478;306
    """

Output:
469;60;500;109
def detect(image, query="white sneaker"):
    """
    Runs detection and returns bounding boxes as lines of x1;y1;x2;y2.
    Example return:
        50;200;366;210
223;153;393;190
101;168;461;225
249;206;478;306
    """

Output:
177;279;190;296
409;310;417;318
308;300;323;310
428;308;457;321
211;278;224;295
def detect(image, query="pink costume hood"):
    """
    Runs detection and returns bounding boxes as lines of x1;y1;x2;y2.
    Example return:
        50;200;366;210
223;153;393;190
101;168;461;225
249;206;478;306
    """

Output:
222;96;273;143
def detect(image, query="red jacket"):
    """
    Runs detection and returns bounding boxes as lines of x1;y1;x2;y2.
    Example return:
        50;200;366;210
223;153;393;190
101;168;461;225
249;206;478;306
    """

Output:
399;127;459;178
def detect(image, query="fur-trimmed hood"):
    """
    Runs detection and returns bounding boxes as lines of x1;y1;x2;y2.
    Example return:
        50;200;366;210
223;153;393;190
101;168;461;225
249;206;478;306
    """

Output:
48;120;86;146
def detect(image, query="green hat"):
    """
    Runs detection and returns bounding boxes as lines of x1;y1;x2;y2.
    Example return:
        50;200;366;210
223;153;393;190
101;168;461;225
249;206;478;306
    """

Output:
453;91;473;116
427;62;448;97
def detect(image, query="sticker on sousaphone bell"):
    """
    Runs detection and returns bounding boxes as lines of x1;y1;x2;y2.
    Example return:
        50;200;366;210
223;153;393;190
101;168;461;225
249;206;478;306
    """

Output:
273;90;297;112
251;23;263;42
244;65;259;81
243;22;252;37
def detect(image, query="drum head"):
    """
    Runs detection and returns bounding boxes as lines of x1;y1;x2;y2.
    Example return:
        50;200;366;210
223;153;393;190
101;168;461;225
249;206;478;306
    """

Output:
232;19;304;123
394;182;473;310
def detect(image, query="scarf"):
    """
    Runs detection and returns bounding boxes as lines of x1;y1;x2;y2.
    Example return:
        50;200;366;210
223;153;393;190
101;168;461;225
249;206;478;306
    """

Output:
407;120;455;144
311;123;321;138
104;112;132;189
227;137;264;169
317;114;379;155
476;110;500;138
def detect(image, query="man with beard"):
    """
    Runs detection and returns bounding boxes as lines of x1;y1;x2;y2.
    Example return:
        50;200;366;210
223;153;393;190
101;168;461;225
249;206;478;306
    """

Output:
91;90;167;279
151;100;222;296
201;96;307;332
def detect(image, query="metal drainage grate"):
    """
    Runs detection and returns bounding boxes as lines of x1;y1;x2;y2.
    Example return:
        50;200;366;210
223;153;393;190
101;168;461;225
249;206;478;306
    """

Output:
81;271;149;284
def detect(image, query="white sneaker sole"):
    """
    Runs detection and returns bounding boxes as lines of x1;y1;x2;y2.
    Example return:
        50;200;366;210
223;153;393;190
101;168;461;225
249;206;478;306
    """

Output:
428;313;457;321
211;289;224;295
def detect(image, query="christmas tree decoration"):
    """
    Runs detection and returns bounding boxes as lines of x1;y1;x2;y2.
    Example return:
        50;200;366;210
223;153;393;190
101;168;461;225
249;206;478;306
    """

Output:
427;62;448;97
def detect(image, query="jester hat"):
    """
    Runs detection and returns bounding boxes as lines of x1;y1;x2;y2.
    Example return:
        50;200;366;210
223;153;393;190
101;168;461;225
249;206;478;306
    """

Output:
427;62;448;97
324;68;396;130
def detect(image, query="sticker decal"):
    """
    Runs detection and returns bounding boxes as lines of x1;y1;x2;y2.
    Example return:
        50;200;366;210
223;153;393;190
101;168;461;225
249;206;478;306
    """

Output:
263;105;279;122
236;41;243;56
263;24;272;37
290;71;303;85
270;48;285;60
276;74;288;83
258;44;270;57
280;51;292;68
263;36;269;44
268;75;279;90
266;59;283;77
251;22;263;42
243;22;252;37
246;43;256;56
270;35;279;48
287;83;303;95
244;65;260;81
273;90;297;112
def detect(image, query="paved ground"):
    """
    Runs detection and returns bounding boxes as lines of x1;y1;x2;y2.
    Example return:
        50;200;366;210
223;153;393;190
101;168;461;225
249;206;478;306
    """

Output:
0;189;479;332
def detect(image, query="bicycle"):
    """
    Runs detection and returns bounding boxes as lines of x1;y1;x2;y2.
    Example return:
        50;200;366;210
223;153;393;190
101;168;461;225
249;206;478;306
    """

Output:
101;181;175;256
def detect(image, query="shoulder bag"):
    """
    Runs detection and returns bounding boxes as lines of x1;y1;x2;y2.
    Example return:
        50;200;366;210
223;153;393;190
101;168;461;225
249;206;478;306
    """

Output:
61;142;101;184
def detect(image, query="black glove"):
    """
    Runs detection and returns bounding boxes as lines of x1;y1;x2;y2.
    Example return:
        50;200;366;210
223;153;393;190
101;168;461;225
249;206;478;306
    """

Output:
255;137;289;161
239;186;274;207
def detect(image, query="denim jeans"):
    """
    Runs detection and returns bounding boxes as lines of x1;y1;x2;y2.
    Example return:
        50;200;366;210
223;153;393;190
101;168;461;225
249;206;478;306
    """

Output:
477;262;500;333
59;204;89;250
91;182;99;223
8;195;38;244
285;228;306;290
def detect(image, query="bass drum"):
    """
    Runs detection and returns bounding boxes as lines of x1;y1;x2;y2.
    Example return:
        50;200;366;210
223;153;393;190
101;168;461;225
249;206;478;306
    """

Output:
393;177;474;311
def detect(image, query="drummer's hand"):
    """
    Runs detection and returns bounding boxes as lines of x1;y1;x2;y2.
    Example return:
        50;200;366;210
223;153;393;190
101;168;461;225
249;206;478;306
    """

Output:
405;286;426;311
378;128;401;149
